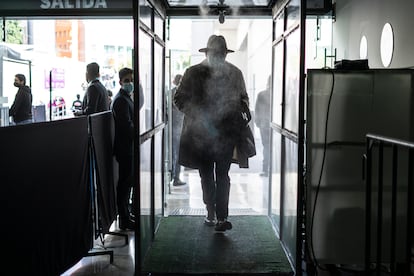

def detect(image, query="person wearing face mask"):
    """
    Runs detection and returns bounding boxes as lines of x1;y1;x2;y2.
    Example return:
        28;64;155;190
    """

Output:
9;73;33;125
174;35;250;232
74;62;108;116
111;67;136;231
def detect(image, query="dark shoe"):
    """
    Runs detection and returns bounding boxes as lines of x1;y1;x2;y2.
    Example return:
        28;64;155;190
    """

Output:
204;215;216;226
172;179;186;186
119;218;135;231
215;219;232;232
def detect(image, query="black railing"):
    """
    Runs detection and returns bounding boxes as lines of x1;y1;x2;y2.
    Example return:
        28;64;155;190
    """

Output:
365;133;414;275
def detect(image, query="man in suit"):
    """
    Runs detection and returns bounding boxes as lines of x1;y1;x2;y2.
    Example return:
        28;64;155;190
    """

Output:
170;74;186;187
74;62;108;116
254;76;271;176
111;67;135;231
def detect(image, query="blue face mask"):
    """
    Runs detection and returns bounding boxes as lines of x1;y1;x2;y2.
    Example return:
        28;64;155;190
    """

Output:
122;82;134;94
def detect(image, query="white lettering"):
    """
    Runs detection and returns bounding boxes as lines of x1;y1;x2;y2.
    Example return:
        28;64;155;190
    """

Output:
40;0;51;9
83;0;94;8
64;0;74;8
51;0;64;9
94;0;107;8
40;0;108;9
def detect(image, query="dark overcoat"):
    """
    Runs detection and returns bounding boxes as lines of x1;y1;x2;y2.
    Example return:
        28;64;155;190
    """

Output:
174;59;249;169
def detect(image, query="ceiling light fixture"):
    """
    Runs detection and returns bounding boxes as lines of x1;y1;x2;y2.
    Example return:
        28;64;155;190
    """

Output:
218;9;225;24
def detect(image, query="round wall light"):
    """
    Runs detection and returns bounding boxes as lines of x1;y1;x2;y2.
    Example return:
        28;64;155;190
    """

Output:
380;23;394;67
359;35;368;59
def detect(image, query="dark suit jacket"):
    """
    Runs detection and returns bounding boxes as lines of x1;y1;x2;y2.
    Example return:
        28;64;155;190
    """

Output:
9;85;32;123
111;89;134;157
82;79;109;115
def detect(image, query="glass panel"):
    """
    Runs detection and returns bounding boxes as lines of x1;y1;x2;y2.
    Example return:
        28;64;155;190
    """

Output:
140;138;152;263
271;130;281;229
139;30;153;133
139;0;152;29
284;29;300;133
274;10;284;39
281;137;298;266
154;42;163;126
272;42;283;125
154;11;164;38
305;18;333;70
154;132;163;226
286;0;300;30
0;19;133;122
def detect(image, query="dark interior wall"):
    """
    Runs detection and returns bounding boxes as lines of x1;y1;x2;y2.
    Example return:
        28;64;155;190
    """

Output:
333;0;414;68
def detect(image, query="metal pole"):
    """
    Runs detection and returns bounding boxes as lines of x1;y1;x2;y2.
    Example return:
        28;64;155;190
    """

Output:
365;138;372;273
406;148;413;275
49;70;52;121
390;145;398;275
376;142;384;276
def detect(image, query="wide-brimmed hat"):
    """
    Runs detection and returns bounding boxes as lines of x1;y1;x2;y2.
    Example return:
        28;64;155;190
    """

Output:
198;35;234;53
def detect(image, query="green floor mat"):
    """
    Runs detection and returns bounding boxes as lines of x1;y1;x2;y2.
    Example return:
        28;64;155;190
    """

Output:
142;215;294;275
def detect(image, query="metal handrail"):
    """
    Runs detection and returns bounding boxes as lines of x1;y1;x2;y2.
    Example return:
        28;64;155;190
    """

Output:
365;133;414;275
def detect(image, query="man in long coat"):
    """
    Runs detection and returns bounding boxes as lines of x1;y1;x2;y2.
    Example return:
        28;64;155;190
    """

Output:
174;35;249;231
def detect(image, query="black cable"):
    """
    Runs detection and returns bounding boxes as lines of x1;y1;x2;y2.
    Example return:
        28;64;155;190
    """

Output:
308;70;335;274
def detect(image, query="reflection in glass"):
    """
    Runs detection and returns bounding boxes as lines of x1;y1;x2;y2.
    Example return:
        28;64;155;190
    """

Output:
154;11;164;37
281;138;298;265
154;132;163;227
271;131;282;229
274;11;285;39
154;42;163;126
272;43;283;125
139;30;153;133
286;0;300;31
284;29;300;133
140;0;152;29
140;138;152;263
380;23;394;68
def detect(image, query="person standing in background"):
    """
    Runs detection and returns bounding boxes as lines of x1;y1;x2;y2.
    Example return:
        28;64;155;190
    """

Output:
74;62;108;116
71;94;83;112
107;89;113;109
170;74;186;187
254;76;271;176
111;67;135;231
9;73;33;125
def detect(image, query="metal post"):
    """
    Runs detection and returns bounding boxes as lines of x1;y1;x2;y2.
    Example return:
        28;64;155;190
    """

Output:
365;138;373;274
376;142;384;276
406;148;413;275
49;70;52;121
390;145;398;275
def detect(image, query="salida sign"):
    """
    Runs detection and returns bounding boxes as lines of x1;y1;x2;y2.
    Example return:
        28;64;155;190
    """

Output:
40;0;108;9
0;0;132;12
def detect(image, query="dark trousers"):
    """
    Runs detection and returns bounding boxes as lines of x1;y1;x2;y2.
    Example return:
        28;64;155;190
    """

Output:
172;135;181;181
116;154;133;221
198;147;233;221
259;127;270;171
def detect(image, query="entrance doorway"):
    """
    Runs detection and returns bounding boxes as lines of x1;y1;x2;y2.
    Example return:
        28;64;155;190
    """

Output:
164;18;273;218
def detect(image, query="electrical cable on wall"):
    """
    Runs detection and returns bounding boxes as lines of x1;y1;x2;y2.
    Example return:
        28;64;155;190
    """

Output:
308;70;335;274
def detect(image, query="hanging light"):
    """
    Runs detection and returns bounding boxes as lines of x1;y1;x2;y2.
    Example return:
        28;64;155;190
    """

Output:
218;9;225;24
